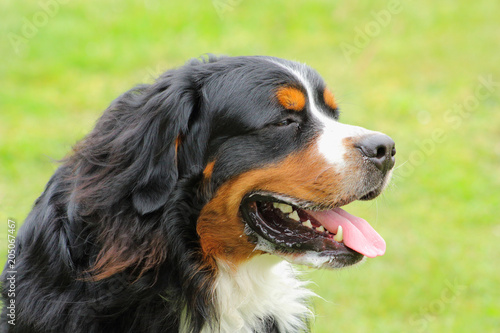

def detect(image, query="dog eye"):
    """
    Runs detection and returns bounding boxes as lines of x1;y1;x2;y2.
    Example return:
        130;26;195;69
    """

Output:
274;119;295;127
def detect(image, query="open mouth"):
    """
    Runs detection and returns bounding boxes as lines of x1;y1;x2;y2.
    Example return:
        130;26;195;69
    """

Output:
240;192;386;267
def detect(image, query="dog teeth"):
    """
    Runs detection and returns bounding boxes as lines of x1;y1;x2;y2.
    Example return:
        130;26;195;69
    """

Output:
316;226;325;233
288;211;300;221
273;202;293;213
334;225;344;242
302;220;313;229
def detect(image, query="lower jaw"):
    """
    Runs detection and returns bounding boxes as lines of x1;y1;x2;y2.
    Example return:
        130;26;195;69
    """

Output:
250;233;364;269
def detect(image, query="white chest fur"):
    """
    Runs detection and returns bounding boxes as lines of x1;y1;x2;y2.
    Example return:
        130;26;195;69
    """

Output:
204;255;315;333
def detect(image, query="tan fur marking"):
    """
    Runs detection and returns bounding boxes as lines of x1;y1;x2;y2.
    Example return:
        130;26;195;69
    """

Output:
203;161;215;179
175;135;182;152
88;234;166;281
323;88;337;110
276;87;306;111
174;134;183;164
197;142;362;269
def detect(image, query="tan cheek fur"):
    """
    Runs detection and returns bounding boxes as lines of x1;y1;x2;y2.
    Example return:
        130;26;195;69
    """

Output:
197;141;362;269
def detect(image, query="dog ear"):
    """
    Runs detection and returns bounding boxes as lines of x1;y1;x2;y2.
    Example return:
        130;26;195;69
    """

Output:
72;68;205;216
131;135;180;215
130;75;202;215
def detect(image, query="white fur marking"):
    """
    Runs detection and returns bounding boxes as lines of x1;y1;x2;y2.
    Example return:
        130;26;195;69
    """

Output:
198;256;314;333
267;59;378;167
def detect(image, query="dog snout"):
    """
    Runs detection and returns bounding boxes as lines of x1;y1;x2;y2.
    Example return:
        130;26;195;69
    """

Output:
355;134;396;173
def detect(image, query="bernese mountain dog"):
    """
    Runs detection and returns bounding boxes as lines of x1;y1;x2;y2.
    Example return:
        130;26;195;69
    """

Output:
1;55;395;333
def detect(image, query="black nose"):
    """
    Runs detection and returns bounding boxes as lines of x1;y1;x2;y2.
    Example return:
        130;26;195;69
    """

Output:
355;134;396;173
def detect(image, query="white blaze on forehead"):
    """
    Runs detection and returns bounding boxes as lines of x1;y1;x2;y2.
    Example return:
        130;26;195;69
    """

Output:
268;59;377;167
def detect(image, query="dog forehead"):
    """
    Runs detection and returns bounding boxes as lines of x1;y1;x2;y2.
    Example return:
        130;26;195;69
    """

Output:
198;56;339;143
207;58;323;111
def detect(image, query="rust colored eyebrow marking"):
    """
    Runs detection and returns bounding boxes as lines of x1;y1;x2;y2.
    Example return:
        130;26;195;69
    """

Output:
323;88;337;110
276;87;306;111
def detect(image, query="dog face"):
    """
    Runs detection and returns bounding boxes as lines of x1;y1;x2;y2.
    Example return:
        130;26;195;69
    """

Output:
71;55;394;281
194;57;395;269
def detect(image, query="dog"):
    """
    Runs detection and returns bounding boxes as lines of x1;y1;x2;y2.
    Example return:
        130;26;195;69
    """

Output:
1;55;395;333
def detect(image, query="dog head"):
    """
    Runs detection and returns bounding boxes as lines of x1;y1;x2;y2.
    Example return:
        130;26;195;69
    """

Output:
76;55;395;280
192;56;395;270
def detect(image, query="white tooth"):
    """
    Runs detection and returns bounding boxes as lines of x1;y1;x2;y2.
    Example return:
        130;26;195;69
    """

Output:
334;225;344;242
316;226;325;232
275;203;293;213
302;220;313;229
288;211;300;221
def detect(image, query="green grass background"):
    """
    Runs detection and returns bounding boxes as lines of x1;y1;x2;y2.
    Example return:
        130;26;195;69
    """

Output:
1;0;499;332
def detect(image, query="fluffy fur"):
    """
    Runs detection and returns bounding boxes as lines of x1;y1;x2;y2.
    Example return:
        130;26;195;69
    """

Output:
1;55;395;333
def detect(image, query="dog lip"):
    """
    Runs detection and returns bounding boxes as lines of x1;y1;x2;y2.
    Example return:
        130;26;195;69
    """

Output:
245;192;319;210
245;192;350;212
359;188;382;201
241;193;353;252
357;179;389;201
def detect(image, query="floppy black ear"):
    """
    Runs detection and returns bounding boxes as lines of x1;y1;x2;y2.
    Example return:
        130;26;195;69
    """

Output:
71;66;206;215
130;73;204;215
131;134;180;215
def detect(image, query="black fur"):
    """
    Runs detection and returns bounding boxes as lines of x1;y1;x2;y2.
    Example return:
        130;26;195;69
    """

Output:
1;55;331;332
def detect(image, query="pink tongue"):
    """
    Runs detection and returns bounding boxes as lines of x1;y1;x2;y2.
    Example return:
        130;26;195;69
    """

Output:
307;208;386;258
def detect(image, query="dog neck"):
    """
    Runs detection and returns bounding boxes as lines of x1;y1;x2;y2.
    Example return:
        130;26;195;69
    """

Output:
199;255;314;333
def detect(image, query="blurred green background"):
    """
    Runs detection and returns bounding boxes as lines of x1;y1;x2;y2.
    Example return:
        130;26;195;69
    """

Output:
1;0;499;332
